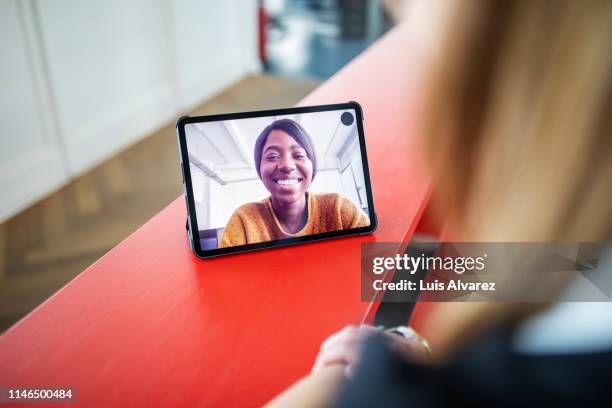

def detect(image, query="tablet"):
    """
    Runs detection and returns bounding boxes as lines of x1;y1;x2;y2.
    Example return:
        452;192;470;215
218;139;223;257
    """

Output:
176;102;377;258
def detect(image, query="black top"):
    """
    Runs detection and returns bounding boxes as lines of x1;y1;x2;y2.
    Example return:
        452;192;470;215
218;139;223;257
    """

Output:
336;330;612;407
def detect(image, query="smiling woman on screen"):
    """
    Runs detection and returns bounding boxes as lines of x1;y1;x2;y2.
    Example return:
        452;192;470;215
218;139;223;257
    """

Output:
219;119;369;248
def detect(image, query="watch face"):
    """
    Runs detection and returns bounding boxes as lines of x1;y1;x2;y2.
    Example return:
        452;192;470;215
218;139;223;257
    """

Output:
386;326;415;339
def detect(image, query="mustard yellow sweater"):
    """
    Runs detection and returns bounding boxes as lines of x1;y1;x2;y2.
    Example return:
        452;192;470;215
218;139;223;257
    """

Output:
219;192;370;248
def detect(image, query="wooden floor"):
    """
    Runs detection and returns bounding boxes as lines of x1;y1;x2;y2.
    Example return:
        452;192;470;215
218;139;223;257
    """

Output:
0;75;321;333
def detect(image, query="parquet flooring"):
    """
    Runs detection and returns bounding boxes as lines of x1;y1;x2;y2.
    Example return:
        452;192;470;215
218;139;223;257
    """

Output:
0;75;321;333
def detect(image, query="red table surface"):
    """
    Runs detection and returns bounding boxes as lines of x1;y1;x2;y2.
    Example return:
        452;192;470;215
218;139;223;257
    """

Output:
0;23;431;407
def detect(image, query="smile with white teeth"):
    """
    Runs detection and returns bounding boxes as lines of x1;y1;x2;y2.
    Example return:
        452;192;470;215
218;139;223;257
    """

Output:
275;178;302;185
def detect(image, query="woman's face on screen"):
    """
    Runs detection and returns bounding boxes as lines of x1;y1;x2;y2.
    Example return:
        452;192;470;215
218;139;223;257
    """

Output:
260;130;313;205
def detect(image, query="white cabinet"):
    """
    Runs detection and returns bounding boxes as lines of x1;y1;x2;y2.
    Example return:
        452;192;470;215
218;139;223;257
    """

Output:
36;0;179;175
0;1;69;220
171;0;259;110
0;0;259;222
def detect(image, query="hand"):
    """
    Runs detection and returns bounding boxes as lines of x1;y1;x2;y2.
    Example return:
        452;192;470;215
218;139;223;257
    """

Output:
311;324;431;378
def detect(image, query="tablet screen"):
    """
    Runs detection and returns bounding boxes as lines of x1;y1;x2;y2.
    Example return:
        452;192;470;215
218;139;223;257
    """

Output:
178;103;375;257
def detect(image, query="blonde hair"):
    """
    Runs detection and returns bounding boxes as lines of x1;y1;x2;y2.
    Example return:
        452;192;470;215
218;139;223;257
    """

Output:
424;0;612;241
417;0;612;356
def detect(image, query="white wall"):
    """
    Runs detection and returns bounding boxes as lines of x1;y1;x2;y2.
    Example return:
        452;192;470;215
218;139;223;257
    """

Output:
0;0;259;222
339;136;368;210
208;176;269;230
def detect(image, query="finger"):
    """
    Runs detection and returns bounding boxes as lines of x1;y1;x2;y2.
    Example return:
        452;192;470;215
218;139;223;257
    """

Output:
320;325;379;351
314;325;381;373
345;364;355;378
311;338;363;373
312;339;361;373
320;325;358;351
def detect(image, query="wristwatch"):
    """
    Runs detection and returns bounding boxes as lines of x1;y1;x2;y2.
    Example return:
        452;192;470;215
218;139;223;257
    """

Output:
384;325;432;355
385;325;416;339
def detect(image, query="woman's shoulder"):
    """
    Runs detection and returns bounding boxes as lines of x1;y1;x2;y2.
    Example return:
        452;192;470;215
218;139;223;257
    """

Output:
310;192;356;208
310;192;343;204
231;199;270;218
310;192;369;228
